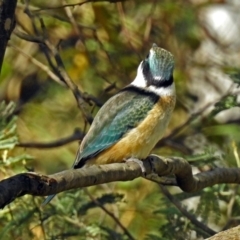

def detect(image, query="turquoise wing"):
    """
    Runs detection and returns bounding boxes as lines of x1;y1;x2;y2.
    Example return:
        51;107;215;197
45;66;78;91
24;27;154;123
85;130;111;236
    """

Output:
74;87;159;168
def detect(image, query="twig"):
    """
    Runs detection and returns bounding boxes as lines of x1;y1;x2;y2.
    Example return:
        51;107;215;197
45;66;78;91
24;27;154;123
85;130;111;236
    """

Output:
9;42;66;87
32;0;127;13
159;104;211;144
22;4;93;123
62;0;81;36
42;30;93;123
14;29;44;43
17;129;84;149
84;189;135;240
144;175;177;186
159;185;216;237
159;85;237;145
82;92;103;107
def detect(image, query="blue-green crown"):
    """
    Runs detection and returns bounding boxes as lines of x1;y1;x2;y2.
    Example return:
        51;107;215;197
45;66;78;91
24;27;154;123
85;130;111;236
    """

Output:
142;44;174;86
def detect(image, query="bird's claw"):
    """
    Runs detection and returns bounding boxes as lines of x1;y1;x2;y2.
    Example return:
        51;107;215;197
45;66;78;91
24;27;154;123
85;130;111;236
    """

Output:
125;158;146;175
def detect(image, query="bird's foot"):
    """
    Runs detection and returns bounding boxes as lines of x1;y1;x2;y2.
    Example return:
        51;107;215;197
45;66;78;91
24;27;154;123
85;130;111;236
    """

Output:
125;158;146;174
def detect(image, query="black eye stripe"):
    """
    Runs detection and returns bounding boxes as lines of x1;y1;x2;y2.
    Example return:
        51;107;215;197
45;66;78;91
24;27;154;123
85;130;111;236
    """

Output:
142;60;151;84
141;61;173;88
143;59;149;70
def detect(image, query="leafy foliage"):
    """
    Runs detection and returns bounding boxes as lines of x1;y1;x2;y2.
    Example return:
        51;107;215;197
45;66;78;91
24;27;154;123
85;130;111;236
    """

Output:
0;102;33;167
210;95;239;118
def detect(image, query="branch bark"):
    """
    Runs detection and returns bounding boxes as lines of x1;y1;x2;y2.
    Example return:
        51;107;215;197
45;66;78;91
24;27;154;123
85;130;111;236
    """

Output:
0;0;17;74
1;155;240;209
206;225;240;240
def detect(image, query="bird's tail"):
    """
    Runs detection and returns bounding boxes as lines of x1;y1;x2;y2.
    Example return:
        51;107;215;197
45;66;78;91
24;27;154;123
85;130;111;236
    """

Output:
41;149;83;206
41;194;56;207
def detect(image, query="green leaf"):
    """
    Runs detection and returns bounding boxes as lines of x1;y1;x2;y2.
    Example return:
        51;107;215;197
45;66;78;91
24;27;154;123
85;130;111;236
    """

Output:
1;154;34;166
0;102;18;151
223;67;240;86
203;124;240;141
210;95;239;117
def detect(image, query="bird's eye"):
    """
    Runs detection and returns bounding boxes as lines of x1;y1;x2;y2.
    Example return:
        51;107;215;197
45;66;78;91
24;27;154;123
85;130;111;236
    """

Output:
145;53;149;59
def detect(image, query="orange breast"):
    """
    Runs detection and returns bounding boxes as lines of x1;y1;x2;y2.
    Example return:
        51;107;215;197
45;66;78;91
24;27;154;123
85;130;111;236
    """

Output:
84;95;175;166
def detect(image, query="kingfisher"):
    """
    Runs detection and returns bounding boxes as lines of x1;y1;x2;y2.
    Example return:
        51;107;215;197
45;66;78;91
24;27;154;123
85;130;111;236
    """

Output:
42;43;176;205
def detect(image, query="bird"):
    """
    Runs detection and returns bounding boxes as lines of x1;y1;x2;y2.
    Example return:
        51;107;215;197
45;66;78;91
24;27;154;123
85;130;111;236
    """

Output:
42;43;176;206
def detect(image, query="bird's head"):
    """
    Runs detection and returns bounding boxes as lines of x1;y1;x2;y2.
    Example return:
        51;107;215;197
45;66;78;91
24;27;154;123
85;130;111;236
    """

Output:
132;44;175;92
142;43;174;87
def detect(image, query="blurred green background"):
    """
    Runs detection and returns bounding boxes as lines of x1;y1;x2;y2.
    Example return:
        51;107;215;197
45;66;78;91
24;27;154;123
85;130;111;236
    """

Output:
0;0;240;239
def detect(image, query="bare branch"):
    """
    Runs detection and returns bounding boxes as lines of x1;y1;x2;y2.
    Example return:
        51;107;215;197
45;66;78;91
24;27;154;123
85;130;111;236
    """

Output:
1;155;240;209
84;189;135;240
18;6;93;123
32;0;127;13
14;29;44;43
43;38;93;123
207;225;240;240
160;185;216;237
9;42;67;87
159;87;238;146
17;128;84;149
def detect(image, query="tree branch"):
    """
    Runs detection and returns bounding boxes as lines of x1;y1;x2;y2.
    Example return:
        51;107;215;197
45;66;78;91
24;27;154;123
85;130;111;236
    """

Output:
9;42;67;87
1;155;240;209
159;185;216;237
84;189;135;240
19;5;93;123
207;225;240;240
17;128;84;149
32;0;127;13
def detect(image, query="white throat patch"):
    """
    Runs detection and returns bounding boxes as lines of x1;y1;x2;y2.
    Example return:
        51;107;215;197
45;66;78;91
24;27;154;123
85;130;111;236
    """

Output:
130;62;175;97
